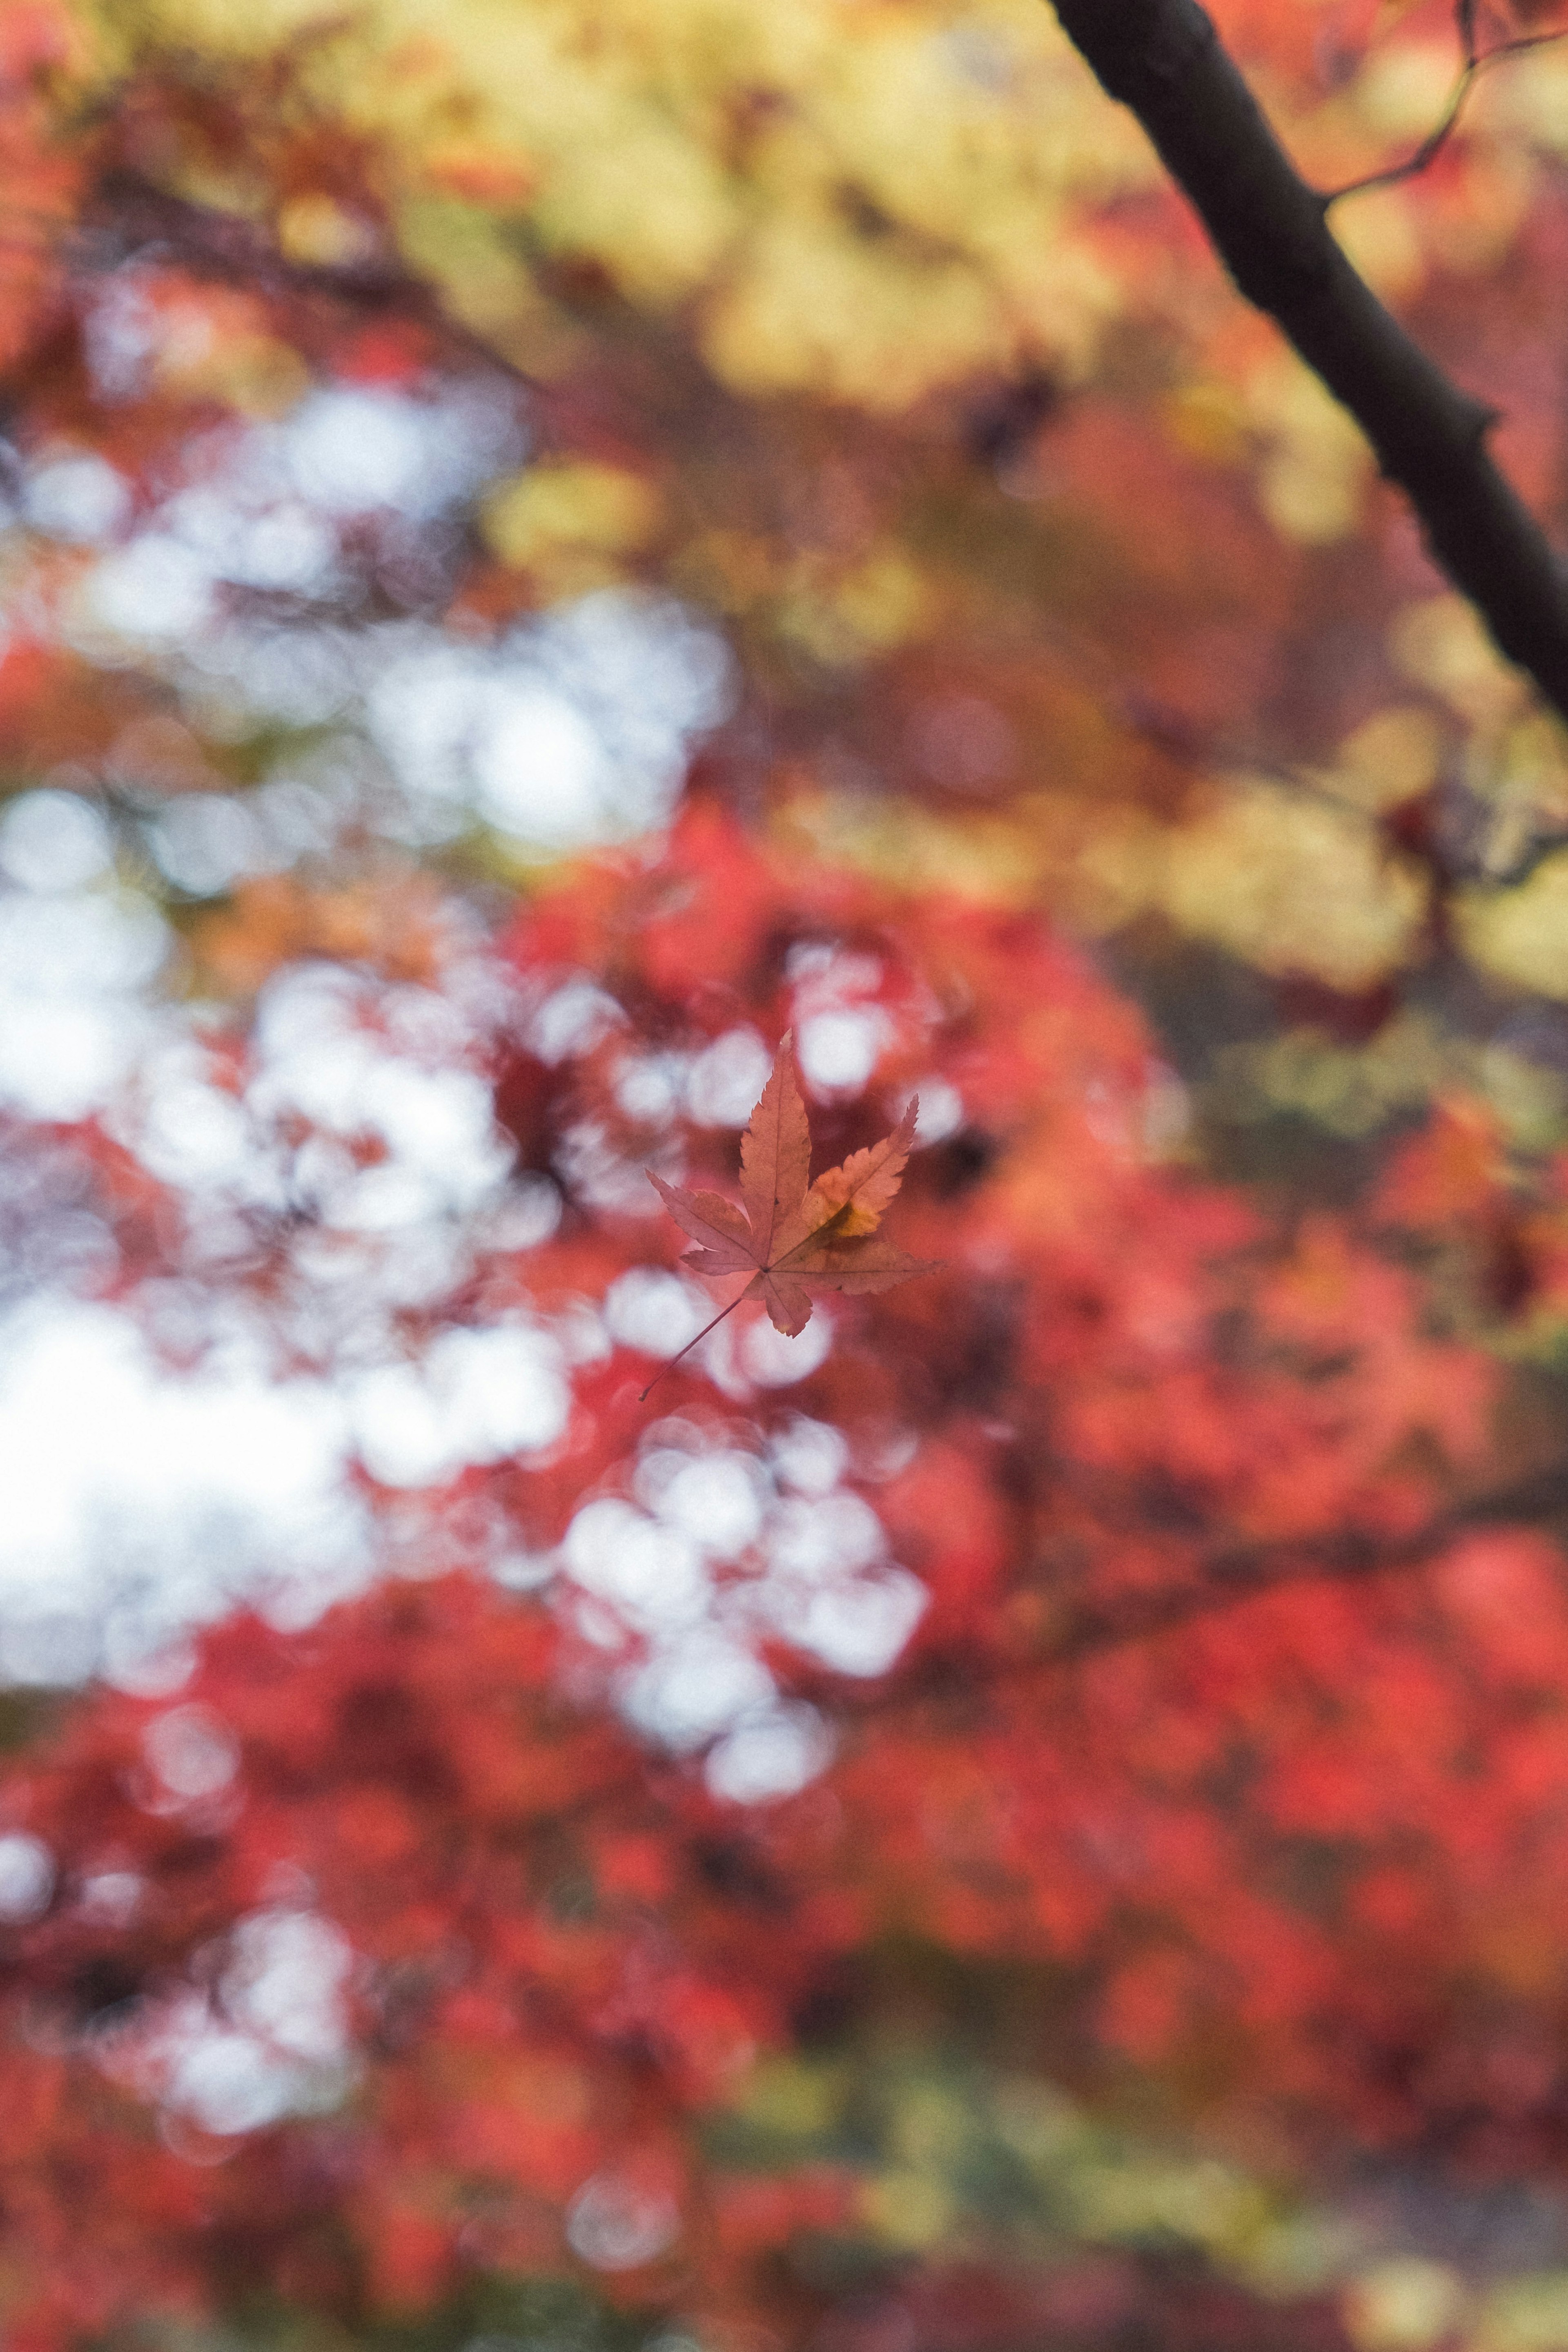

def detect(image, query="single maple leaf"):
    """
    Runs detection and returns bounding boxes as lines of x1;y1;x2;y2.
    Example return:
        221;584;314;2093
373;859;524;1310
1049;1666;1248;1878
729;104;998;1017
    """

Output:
643;1033;940;1394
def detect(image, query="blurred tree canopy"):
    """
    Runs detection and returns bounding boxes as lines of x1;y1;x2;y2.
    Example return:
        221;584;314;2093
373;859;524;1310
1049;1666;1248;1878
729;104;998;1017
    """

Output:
5;2;1568;2351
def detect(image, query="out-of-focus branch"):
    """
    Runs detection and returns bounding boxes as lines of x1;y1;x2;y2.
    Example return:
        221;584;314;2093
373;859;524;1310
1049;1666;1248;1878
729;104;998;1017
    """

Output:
1039;1455;1568;1663
1049;0;1568;729
80;169;538;391
809;1460;1568;1746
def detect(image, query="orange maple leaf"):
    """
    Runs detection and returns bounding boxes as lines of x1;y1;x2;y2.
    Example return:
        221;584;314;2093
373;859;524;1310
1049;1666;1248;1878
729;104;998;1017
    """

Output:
644;1033;940;1396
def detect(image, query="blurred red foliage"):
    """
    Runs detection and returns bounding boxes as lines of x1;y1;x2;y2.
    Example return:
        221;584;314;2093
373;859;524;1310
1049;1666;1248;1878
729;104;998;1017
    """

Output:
4;812;1568;2347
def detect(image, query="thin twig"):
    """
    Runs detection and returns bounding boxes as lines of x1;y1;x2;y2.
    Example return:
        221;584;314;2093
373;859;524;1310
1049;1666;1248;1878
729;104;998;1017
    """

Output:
1327;2;1566;209
638;1294;745;1401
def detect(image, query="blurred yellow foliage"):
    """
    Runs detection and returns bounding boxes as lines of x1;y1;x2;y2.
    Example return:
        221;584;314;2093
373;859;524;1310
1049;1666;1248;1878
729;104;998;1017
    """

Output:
1246;354;1373;544
861;2169;956;2249
1391;596;1532;729
776;548;935;663
1474;2274;1568;2352
53;0;1568;1093
1342;2259;1468;2352
733;2057;844;2137
791;776;1429;993
1331;183;1425;302
1458;856;1568;1000
276;194;383;268
1486;39;1568;159
481;462;664;595
1215;1016;1448;1140
1351;38;1456;141
1328;707;1443;812
1156;783;1428;987
80;0;1153;404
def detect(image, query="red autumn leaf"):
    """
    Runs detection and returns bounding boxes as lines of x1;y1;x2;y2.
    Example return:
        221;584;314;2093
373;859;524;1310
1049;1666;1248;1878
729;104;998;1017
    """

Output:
646;1032;940;1385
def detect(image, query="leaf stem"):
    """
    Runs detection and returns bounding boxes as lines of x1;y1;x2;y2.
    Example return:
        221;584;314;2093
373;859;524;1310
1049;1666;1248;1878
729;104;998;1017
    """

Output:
638;1293;747;1402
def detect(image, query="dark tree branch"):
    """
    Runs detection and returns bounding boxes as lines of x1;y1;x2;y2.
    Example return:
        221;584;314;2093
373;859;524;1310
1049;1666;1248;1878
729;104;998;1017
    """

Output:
1045;1454;1568;1663
1049;0;1568;729
78;169;540;395
820;1456;1568;1743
